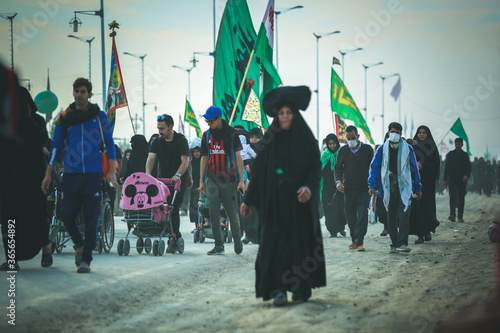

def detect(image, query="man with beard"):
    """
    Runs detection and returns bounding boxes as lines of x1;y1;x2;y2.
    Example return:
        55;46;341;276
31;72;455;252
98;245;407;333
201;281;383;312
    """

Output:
146;114;189;253
41;77;117;273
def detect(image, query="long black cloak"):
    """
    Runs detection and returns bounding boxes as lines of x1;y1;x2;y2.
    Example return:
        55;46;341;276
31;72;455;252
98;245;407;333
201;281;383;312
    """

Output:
410;125;440;237
244;87;326;301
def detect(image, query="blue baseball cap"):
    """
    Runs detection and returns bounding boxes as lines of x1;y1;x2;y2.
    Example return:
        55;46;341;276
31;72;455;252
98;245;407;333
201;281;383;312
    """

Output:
202;105;222;120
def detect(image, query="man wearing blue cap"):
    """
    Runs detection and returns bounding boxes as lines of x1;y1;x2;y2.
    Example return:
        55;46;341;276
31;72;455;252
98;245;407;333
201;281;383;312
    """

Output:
198;106;245;255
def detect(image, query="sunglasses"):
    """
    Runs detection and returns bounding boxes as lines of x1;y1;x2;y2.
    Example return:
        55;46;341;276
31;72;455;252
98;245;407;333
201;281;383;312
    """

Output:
205;117;219;125
157;115;167;121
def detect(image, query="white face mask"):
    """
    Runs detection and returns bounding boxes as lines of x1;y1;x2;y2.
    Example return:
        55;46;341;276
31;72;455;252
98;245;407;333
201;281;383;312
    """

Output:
347;139;358;148
388;132;401;143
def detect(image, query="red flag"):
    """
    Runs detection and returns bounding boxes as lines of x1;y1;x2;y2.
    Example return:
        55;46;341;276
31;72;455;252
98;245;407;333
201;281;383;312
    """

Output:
439;141;450;154
178;114;185;135
105;36;128;132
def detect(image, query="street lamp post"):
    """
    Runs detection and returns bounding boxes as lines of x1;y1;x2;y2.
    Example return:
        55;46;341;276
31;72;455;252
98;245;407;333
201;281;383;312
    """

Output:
338;47;363;82
0;13;17;69
123;52;147;136
69;0;106;109
172;65;194;139
362;61;383;126
313;30;341;141
380;73;399;141
68;35;95;82
275;5;303;71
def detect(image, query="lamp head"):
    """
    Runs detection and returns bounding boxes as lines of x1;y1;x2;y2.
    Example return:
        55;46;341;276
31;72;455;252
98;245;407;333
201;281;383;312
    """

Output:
69;15;81;32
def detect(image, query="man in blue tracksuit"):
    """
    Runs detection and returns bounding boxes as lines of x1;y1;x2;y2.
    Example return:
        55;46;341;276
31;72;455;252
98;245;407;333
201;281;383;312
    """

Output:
368;122;422;254
41;77;116;273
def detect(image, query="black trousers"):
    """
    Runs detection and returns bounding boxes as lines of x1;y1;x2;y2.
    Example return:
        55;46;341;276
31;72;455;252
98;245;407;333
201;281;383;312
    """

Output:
448;180;466;218
387;190;411;248
344;188;369;246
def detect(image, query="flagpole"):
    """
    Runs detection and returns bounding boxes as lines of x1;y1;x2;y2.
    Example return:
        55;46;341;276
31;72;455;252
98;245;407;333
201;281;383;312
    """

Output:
126;105;136;135
438;128;452;147
229;49;256;126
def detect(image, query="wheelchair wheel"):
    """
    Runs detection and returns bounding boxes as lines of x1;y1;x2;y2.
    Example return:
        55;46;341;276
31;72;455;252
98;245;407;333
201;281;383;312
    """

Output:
54;218;65;254
194;229;199;243
100;202;114;253
144;238;152;254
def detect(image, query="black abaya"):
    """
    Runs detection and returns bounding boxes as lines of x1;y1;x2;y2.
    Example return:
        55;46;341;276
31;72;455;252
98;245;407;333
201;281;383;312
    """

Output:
244;114;326;301
410;126;440;237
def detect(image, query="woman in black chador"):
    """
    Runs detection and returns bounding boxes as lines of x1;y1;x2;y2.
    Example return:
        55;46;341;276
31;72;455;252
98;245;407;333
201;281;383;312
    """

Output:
321;133;346;237
120;134;149;181
240;86;326;306
410;125;440;243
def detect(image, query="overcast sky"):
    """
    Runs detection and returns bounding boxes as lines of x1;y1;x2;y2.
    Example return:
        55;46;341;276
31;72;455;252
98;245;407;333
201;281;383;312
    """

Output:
1;0;499;157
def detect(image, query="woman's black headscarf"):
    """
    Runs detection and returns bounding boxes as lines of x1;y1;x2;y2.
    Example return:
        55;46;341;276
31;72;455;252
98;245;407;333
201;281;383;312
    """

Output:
412;125;440;179
324;133;340;154
413;125;438;158
246;85;319;209
124;134;149;179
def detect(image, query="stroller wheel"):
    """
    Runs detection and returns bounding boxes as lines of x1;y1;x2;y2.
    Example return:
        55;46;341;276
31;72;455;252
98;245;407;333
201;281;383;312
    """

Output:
136;238;144;254
123;239;130;256
176;237;184;254
158;240;165;256
144;238;152;254
166;238;177;254
117;239;124;256
193;229;199;243
153;240;159;256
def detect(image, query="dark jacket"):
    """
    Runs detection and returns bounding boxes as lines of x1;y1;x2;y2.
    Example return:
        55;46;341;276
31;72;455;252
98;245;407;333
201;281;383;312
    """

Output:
334;143;374;191
444;149;471;182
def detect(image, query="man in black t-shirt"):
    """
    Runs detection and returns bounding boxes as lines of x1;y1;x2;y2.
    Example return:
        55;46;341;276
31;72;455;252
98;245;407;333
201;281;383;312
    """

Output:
146;114;190;253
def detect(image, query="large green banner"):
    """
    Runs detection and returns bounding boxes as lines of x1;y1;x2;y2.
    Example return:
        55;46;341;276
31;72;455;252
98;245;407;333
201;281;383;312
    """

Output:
213;0;281;130
331;67;374;144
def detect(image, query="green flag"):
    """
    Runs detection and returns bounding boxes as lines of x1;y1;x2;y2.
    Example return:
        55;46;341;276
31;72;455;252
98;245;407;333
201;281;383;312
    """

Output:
213;0;281;130
330;67;374;144
184;98;202;139
450;117;471;155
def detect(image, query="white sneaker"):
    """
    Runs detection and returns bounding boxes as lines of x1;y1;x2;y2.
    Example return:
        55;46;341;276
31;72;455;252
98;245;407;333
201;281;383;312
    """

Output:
397;245;411;253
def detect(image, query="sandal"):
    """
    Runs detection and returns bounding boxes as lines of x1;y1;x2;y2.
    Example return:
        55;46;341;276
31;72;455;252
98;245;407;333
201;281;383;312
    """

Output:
1;262;20;271
75;246;83;267
41;253;53;268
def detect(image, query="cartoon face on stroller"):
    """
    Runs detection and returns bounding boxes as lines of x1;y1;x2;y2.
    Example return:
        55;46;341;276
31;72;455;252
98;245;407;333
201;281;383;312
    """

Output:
118;172;181;256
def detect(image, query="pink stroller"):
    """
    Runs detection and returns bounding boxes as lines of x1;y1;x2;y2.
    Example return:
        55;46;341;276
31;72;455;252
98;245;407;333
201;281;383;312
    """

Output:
118;172;182;256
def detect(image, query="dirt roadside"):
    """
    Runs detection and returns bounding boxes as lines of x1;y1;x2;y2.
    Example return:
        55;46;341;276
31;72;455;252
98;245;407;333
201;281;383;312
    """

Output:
0;192;498;333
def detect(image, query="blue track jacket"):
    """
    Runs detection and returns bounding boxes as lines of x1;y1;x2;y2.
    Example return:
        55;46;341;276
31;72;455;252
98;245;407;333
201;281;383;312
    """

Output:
49;109;115;174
